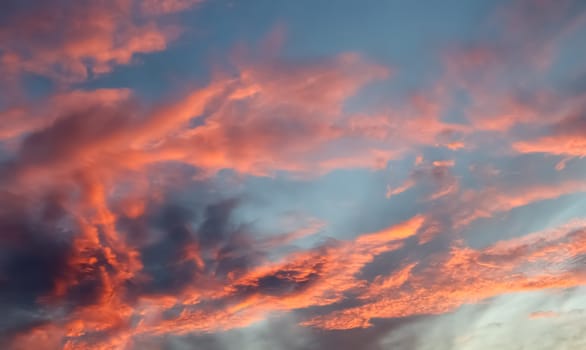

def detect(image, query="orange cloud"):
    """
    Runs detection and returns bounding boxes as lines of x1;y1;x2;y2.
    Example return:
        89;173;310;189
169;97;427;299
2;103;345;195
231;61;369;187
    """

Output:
513;112;586;157
3;2;586;348
0;52;397;183
140;0;204;15
432;160;455;167
428;178;586;229
8;324;66;350
303;220;586;330
514;136;586;157
0;0;190;83
129;215;425;337
528;310;560;319
0;88;132;141
134;53;394;176
436;0;586;138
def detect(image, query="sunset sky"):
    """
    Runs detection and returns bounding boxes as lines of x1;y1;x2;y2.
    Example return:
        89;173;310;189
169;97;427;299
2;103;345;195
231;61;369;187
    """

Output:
1;0;586;349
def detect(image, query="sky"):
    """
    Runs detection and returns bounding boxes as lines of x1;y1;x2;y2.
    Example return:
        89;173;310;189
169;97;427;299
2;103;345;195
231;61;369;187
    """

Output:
0;0;586;349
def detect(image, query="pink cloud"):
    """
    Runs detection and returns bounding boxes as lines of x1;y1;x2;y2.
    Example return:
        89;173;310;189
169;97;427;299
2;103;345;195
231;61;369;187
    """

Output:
0;0;192;83
303;220;586;330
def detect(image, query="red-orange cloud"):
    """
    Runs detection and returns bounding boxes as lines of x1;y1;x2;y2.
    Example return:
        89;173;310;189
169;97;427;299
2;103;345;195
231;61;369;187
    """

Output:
0;0;194;83
302;220;586;330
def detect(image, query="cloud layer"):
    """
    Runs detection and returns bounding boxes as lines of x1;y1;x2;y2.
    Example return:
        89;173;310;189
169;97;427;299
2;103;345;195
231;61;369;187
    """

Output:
1;0;586;349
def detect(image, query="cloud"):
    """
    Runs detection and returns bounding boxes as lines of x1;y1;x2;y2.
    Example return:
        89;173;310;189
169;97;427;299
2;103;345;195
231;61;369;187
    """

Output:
528;310;560;319
379;289;586;350
2;0;586;348
0;0;197;83
155;53;395;176
131;215;424;337
513;111;586;157
0;53;396;181
0;88;132;141
302;220;586;330
140;0;204;15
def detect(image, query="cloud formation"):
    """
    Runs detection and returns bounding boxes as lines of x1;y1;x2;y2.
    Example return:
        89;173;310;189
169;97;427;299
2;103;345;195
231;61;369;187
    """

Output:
0;0;194;84
1;0;586;349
